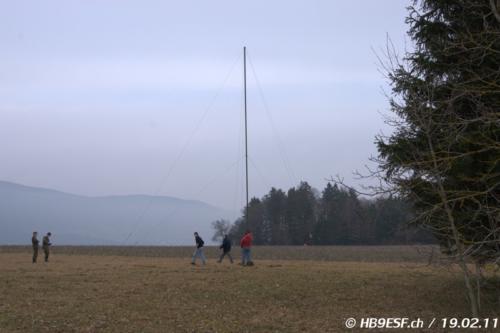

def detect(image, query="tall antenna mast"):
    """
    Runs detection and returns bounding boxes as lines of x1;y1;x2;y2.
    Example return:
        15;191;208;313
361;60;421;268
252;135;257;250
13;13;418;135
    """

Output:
244;46;249;228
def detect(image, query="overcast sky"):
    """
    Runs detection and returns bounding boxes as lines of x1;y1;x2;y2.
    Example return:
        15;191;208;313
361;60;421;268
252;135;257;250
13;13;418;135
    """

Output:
0;0;410;212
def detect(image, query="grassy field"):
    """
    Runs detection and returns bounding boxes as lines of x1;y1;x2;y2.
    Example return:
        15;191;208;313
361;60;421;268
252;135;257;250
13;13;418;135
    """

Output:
0;245;439;262
0;246;498;332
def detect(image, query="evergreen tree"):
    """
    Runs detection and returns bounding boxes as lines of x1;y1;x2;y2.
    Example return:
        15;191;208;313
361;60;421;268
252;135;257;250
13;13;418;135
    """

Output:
227;182;433;246
376;0;500;315
286;182;317;245
262;188;288;245
314;183;338;245
369;196;416;244
245;198;266;244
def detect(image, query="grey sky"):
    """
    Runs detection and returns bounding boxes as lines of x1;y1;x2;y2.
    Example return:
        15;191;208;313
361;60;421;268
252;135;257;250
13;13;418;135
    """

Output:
0;1;410;211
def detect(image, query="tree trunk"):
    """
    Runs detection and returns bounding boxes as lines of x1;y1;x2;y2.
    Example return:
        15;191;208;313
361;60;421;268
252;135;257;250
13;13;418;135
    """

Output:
427;135;480;317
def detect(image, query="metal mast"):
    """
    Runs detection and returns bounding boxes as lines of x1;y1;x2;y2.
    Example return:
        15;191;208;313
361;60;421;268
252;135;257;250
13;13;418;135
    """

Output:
244;46;249;227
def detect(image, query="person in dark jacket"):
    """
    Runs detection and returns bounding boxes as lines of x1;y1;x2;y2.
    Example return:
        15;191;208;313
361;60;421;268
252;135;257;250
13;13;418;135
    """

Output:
191;232;206;265
42;232;52;262
32;231;39;263
217;234;233;263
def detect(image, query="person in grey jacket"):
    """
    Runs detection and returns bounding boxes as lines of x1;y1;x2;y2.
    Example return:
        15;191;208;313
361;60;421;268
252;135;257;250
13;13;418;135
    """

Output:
42;232;52;262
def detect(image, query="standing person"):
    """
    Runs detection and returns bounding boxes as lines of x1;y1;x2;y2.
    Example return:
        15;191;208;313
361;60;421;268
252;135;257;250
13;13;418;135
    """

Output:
217;234;233;264
42;232;52;262
191;232;206;265
240;230;253;266
31;231;39;263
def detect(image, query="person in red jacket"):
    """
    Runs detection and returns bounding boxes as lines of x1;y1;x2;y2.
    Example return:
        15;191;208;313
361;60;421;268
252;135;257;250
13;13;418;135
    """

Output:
240;230;253;266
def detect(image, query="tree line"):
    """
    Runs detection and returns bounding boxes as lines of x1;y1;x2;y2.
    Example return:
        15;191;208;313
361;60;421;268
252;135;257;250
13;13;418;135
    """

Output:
213;182;433;246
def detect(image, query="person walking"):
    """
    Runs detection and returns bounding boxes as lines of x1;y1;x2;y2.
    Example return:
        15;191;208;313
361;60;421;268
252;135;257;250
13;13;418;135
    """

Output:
31;231;39;263
240;230;253;266
191;232;206;265
42;232;52;262
217;234;233;263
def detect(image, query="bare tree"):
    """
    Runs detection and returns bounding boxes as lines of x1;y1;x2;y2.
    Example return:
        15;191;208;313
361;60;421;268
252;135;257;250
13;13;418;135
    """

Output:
371;0;500;316
211;219;232;243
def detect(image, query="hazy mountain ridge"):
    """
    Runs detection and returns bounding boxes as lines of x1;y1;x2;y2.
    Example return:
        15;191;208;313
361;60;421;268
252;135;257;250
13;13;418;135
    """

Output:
0;181;235;245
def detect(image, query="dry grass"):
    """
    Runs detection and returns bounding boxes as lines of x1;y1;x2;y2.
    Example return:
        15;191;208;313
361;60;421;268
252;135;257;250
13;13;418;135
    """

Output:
0;247;497;332
0;245;438;262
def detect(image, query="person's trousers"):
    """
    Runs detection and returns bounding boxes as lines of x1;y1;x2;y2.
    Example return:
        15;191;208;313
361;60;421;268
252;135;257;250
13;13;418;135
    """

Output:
32;247;38;263
218;251;233;263
43;247;49;262
241;248;251;265
191;248;206;264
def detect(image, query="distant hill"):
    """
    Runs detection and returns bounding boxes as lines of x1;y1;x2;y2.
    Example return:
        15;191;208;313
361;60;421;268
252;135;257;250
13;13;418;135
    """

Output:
0;181;235;245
